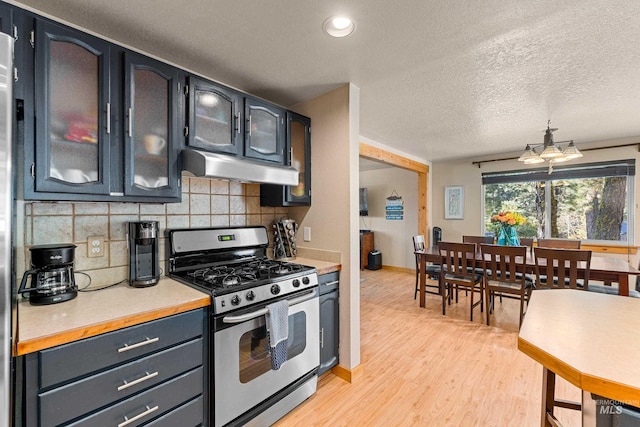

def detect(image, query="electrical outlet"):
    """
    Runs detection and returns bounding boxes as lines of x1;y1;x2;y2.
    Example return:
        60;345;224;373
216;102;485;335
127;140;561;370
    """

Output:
303;227;311;242
88;235;105;258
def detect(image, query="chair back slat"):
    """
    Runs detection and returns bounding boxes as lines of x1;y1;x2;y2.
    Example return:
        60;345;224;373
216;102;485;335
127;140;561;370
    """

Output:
534;247;591;289
537;238;581;249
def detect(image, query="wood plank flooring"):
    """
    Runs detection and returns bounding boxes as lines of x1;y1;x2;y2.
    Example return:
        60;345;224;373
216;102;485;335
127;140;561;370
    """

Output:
276;268;582;426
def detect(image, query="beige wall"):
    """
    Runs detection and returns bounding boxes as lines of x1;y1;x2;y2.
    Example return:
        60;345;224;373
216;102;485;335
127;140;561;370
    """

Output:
360;167;418;269
431;137;640;264
289;84;361;369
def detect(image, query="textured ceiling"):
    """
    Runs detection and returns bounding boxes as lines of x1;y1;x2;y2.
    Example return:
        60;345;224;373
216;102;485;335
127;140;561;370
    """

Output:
12;0;640;162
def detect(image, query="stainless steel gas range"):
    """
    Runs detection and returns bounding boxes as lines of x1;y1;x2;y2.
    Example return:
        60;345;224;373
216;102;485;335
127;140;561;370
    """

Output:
167;226;319;427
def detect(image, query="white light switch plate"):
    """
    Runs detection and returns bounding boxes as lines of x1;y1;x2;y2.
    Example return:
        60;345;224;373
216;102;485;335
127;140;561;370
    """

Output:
303;227;311;242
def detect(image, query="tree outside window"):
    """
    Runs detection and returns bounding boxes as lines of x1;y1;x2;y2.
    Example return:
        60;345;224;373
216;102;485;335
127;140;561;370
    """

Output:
482;161;633;243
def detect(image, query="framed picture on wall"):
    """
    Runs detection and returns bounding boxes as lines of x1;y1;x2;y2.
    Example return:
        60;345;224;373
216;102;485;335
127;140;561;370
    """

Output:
444;186;464;219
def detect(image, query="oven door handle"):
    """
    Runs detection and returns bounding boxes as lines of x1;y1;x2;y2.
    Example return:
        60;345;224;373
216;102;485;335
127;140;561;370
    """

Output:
222;290;316;324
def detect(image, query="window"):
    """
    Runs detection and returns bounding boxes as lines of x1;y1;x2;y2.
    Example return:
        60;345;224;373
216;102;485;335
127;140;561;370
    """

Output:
482;160;635;244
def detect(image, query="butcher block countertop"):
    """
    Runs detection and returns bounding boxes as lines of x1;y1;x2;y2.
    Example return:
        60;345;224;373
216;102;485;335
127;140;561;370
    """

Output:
15;277;210;356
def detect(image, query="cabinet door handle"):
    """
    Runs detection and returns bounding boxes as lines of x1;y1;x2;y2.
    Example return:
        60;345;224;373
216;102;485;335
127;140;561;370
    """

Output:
117;337;159;353
128;108;133;137
236;114;240;134
248;115;252;136
320;328;324;348
106;102;111;134
324;280;340;287
117;371;159;391
117;405;159;427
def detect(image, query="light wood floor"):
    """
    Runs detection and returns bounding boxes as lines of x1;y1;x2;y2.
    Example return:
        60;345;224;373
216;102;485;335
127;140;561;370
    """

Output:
276;268;582;426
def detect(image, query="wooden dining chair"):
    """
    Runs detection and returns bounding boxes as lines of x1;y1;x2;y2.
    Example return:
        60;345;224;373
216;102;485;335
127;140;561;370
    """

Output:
533;247;591;290
537;238;581;249
518;238;535;253
480;244;532;328
532;246;591;423
413;235;440;299
462;235;494;244
438;242;483;321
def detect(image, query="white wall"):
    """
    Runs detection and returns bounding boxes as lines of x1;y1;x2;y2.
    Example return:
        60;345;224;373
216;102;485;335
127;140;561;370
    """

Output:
288;84;361;370
432;137;640;265
360;167;418;269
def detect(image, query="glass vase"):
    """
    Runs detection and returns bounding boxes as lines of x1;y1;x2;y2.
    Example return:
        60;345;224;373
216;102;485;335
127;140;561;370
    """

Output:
498;226;520;246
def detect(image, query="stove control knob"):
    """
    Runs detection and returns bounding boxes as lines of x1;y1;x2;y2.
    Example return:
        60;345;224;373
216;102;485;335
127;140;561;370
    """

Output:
302;276;310;285
271;284;281;295
292;279;300;288
231;295;241;306
246;290;256;301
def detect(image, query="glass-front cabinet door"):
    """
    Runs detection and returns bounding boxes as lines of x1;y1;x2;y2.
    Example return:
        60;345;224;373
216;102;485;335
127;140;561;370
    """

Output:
34;19;111;194
286;112;311;204
187;76;242;156
244;97;285;164
123;52;180;198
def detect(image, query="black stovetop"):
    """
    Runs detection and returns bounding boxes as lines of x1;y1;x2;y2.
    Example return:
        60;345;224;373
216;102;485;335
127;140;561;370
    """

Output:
170;257;314;296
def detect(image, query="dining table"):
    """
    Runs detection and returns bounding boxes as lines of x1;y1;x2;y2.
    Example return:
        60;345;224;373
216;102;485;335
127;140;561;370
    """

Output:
518;289;640;426
414;246;640;308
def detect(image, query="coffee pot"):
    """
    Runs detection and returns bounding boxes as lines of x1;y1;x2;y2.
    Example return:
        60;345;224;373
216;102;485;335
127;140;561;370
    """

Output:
19;244;78;305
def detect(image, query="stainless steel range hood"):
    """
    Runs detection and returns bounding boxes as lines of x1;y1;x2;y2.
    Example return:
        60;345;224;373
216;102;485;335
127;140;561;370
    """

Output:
181;149;298;186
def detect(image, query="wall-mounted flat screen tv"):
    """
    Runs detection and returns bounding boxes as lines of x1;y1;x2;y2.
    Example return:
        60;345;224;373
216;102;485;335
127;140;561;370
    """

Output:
359;188;368;216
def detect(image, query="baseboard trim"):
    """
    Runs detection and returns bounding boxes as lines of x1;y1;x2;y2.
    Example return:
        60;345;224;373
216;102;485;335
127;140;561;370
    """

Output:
380;265;414;274
331;363;364;383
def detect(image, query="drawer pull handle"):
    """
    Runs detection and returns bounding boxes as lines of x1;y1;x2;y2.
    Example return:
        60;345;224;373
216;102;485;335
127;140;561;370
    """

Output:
117;371;158;391
118;337;159;353
117;405;159;427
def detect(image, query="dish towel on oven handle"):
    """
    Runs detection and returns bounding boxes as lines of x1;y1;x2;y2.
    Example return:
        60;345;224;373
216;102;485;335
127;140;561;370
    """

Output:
266;299;289;370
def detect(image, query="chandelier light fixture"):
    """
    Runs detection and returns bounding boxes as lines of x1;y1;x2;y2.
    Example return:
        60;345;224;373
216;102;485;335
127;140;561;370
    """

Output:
518;120;583;173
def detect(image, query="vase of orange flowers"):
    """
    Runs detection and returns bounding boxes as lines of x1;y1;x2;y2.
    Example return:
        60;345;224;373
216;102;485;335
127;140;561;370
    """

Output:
491;211;526;246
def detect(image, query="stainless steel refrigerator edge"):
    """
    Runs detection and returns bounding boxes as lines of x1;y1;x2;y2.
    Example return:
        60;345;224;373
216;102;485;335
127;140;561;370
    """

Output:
0;32;14;427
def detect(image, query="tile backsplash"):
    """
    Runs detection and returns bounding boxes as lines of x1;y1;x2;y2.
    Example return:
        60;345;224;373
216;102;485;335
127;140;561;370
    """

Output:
17;177;288;287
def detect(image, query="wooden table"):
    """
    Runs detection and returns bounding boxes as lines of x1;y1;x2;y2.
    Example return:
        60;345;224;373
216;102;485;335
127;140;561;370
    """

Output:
518;290;640;426
415;247;640;308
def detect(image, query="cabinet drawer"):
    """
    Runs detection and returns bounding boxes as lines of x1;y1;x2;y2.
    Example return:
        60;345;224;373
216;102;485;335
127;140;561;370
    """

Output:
143;395;203;427
66;367;203;427
40;338;203;427
319;271;340;295
40;309;204;388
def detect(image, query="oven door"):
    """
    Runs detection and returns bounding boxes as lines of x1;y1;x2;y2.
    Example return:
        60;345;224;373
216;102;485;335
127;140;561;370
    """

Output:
213;288;319;427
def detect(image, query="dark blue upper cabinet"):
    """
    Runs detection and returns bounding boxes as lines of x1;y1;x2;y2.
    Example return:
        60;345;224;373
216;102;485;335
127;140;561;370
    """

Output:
260;111;311;206
186;75;242;156
123;52;181;199
244;96;285;164
25;15;182;202
33;18;113;196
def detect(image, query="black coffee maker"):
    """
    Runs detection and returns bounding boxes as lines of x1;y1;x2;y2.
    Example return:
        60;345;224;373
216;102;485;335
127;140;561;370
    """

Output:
19;244;78;305
128;221;160;287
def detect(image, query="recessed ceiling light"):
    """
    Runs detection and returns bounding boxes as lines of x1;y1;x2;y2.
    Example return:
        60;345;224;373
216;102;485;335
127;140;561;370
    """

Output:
323;15;356;38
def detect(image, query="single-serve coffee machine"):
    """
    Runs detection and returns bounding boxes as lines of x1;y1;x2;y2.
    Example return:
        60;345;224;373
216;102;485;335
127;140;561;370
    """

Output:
19;244;78;305
128;221;160;287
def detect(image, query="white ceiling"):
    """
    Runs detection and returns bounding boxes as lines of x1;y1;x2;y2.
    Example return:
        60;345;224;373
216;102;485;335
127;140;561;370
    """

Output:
12;0;640;162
